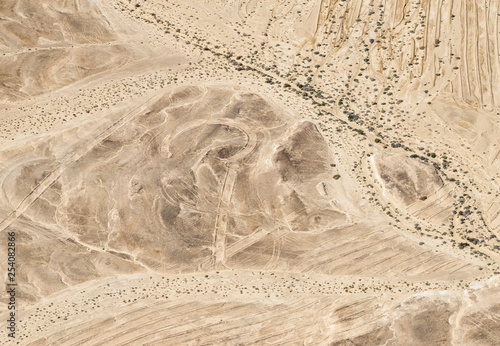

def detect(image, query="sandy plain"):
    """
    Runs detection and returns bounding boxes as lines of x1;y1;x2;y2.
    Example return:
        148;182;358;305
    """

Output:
0;0;500;344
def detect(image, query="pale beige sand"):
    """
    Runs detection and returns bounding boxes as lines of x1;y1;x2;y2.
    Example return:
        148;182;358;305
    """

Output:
0;0;499;344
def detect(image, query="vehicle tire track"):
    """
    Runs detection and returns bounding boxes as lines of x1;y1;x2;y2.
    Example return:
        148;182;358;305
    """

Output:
212;164;238;266
0;90;166;235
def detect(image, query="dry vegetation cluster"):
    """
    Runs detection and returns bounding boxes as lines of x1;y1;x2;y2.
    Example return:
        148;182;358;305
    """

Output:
0;0;500;344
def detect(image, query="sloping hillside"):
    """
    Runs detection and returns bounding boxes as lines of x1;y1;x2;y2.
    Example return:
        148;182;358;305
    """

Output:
0;0;499;344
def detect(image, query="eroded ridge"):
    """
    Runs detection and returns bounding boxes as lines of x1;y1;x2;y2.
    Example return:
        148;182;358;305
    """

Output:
1;0;500;343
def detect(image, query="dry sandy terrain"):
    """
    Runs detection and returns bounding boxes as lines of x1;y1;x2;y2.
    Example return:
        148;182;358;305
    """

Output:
0;0;500;344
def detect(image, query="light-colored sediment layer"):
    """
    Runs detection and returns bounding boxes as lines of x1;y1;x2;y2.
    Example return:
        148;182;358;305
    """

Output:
1;0;500;344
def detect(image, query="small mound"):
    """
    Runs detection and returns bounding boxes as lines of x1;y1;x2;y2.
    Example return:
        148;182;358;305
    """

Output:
372;153;443;205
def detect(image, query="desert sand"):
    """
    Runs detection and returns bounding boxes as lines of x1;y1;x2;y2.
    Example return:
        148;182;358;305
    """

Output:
0;0;500;344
